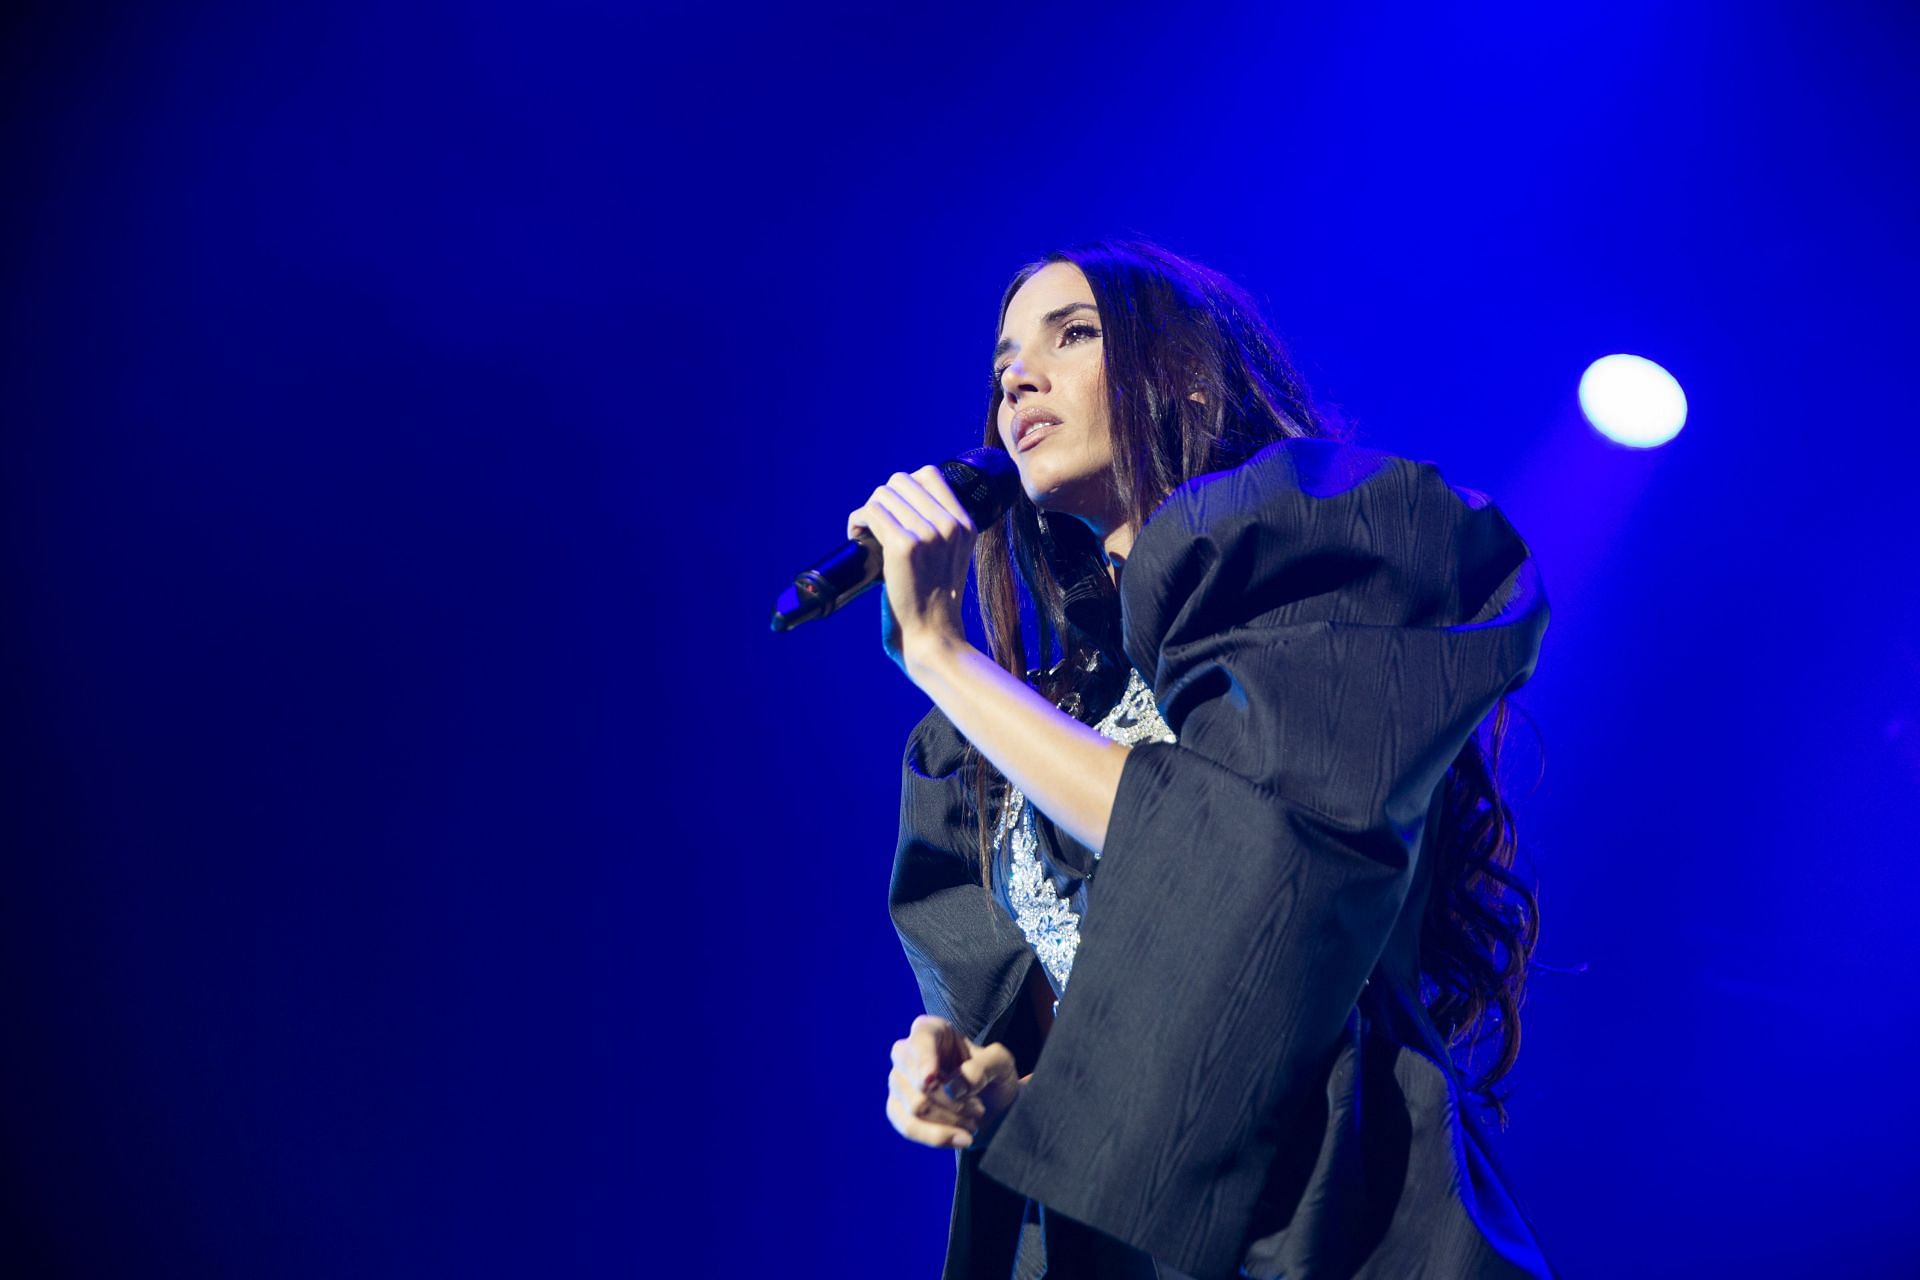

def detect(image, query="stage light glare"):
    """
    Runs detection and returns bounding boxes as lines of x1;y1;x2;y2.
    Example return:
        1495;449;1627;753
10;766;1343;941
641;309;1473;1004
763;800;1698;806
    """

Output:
1578;354;1687;448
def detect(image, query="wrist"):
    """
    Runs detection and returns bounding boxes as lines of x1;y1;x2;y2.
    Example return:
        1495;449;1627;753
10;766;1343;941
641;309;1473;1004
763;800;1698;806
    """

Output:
901;627;970;687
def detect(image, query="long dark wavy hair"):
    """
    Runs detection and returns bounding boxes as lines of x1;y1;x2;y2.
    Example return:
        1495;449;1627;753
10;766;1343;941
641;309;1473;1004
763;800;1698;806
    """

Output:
961;237;1542;1123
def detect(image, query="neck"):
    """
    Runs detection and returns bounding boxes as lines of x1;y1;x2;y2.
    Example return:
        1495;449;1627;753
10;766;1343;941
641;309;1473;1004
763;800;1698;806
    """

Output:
1050;492;1138;585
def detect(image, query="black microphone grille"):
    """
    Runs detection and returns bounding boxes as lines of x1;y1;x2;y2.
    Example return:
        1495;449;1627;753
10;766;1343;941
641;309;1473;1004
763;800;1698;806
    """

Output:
939;448;1022;528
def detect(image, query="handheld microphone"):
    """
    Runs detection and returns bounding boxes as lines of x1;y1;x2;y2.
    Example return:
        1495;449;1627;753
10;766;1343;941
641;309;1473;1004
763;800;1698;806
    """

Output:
770;448;1021;633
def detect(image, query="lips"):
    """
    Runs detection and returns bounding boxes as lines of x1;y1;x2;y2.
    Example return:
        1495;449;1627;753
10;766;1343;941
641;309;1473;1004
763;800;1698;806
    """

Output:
1012;408;1064;450
1016;421;1060;452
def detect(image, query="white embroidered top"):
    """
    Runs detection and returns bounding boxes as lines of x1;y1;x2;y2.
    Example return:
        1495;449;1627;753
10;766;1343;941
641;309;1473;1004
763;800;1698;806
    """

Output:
991;665;1177;1014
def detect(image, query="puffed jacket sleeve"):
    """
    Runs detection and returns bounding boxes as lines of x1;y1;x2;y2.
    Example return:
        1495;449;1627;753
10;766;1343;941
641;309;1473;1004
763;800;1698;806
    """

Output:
887;707;1049;1280
971;437;1551;1279
887;706;1037;1047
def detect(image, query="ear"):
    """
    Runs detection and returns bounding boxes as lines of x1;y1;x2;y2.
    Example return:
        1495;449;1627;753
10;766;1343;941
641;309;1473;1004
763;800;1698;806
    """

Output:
1187;390;1207;405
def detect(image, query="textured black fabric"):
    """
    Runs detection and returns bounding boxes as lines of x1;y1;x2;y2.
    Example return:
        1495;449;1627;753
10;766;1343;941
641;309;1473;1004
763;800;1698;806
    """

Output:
887;438;1555;1279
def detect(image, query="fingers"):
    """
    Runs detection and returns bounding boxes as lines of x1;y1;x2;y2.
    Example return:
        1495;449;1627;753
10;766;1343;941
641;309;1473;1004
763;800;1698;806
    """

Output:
846;468;975;544
885;1018;1017;1152
874;469;974;539
889;1065;986;1129
908;464;975;532
914;1013;970;1087
890;1014;968;1093
885;1082;977;1149
869;484;941;543
956;1042;1016;1095
846;486;904;541
887;1039;984;1150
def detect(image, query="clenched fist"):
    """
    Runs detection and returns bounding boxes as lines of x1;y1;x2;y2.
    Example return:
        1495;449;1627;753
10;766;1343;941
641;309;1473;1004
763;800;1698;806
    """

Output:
846;465;977;674
886;1014;1026;1151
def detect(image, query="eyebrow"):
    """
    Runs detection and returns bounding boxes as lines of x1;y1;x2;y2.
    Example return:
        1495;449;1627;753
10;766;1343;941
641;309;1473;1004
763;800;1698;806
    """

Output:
992;302;1099;364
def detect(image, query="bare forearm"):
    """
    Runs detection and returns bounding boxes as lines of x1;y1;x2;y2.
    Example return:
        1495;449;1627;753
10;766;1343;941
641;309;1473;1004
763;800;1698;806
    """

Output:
905;636;1128;855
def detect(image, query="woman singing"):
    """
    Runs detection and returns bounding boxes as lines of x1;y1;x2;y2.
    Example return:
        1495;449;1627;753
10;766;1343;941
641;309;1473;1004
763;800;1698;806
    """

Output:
853;238;1555;1279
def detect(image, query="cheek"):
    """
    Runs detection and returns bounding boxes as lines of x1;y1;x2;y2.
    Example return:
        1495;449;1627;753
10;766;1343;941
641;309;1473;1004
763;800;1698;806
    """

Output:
1077;376;1108;435
1082;404;1114;453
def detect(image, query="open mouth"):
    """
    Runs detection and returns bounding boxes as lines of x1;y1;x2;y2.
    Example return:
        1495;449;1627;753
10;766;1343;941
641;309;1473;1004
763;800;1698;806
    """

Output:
1017;421;1061;452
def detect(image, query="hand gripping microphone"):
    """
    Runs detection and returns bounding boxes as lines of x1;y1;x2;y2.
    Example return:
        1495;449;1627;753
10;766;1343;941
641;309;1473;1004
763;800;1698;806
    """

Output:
770;448;1021;633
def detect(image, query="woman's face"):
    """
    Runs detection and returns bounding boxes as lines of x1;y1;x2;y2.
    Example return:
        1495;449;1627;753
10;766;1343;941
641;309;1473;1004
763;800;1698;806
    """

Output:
992;262;1122;531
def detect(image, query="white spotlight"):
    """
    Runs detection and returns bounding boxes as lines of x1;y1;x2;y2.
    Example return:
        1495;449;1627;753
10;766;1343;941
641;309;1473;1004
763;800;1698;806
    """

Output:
1578;354;1688;448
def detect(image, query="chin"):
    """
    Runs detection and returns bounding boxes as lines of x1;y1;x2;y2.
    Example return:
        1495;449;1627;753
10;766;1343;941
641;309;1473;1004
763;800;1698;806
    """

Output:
1013;467;1056;509
1033;469;1093;508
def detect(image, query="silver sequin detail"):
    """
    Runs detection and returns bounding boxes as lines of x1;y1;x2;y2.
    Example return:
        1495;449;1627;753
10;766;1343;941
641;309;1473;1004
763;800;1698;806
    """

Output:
994;666;1176;1004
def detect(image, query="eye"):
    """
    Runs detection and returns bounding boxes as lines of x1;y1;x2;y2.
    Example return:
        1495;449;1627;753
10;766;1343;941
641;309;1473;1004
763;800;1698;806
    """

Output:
989;322;1101;387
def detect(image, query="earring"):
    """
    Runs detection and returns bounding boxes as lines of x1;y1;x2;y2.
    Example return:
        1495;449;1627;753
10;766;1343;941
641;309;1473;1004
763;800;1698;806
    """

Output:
1036;508;1051;539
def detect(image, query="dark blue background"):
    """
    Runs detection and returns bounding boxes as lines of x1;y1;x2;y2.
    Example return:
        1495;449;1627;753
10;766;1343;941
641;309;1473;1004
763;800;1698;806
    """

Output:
4;2;1917;1274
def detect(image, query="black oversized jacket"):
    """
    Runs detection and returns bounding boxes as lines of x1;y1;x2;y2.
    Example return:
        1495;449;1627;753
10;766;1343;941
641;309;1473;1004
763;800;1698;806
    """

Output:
888;437;1556;1280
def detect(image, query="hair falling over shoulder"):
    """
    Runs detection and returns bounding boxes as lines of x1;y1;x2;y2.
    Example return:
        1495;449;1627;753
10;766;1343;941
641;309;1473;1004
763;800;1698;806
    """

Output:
958;235;1544;1120
1421;697;1543;1129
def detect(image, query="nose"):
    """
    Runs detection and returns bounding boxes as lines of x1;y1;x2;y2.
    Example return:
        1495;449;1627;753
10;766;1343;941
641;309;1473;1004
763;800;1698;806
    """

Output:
1000;350;1050;403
